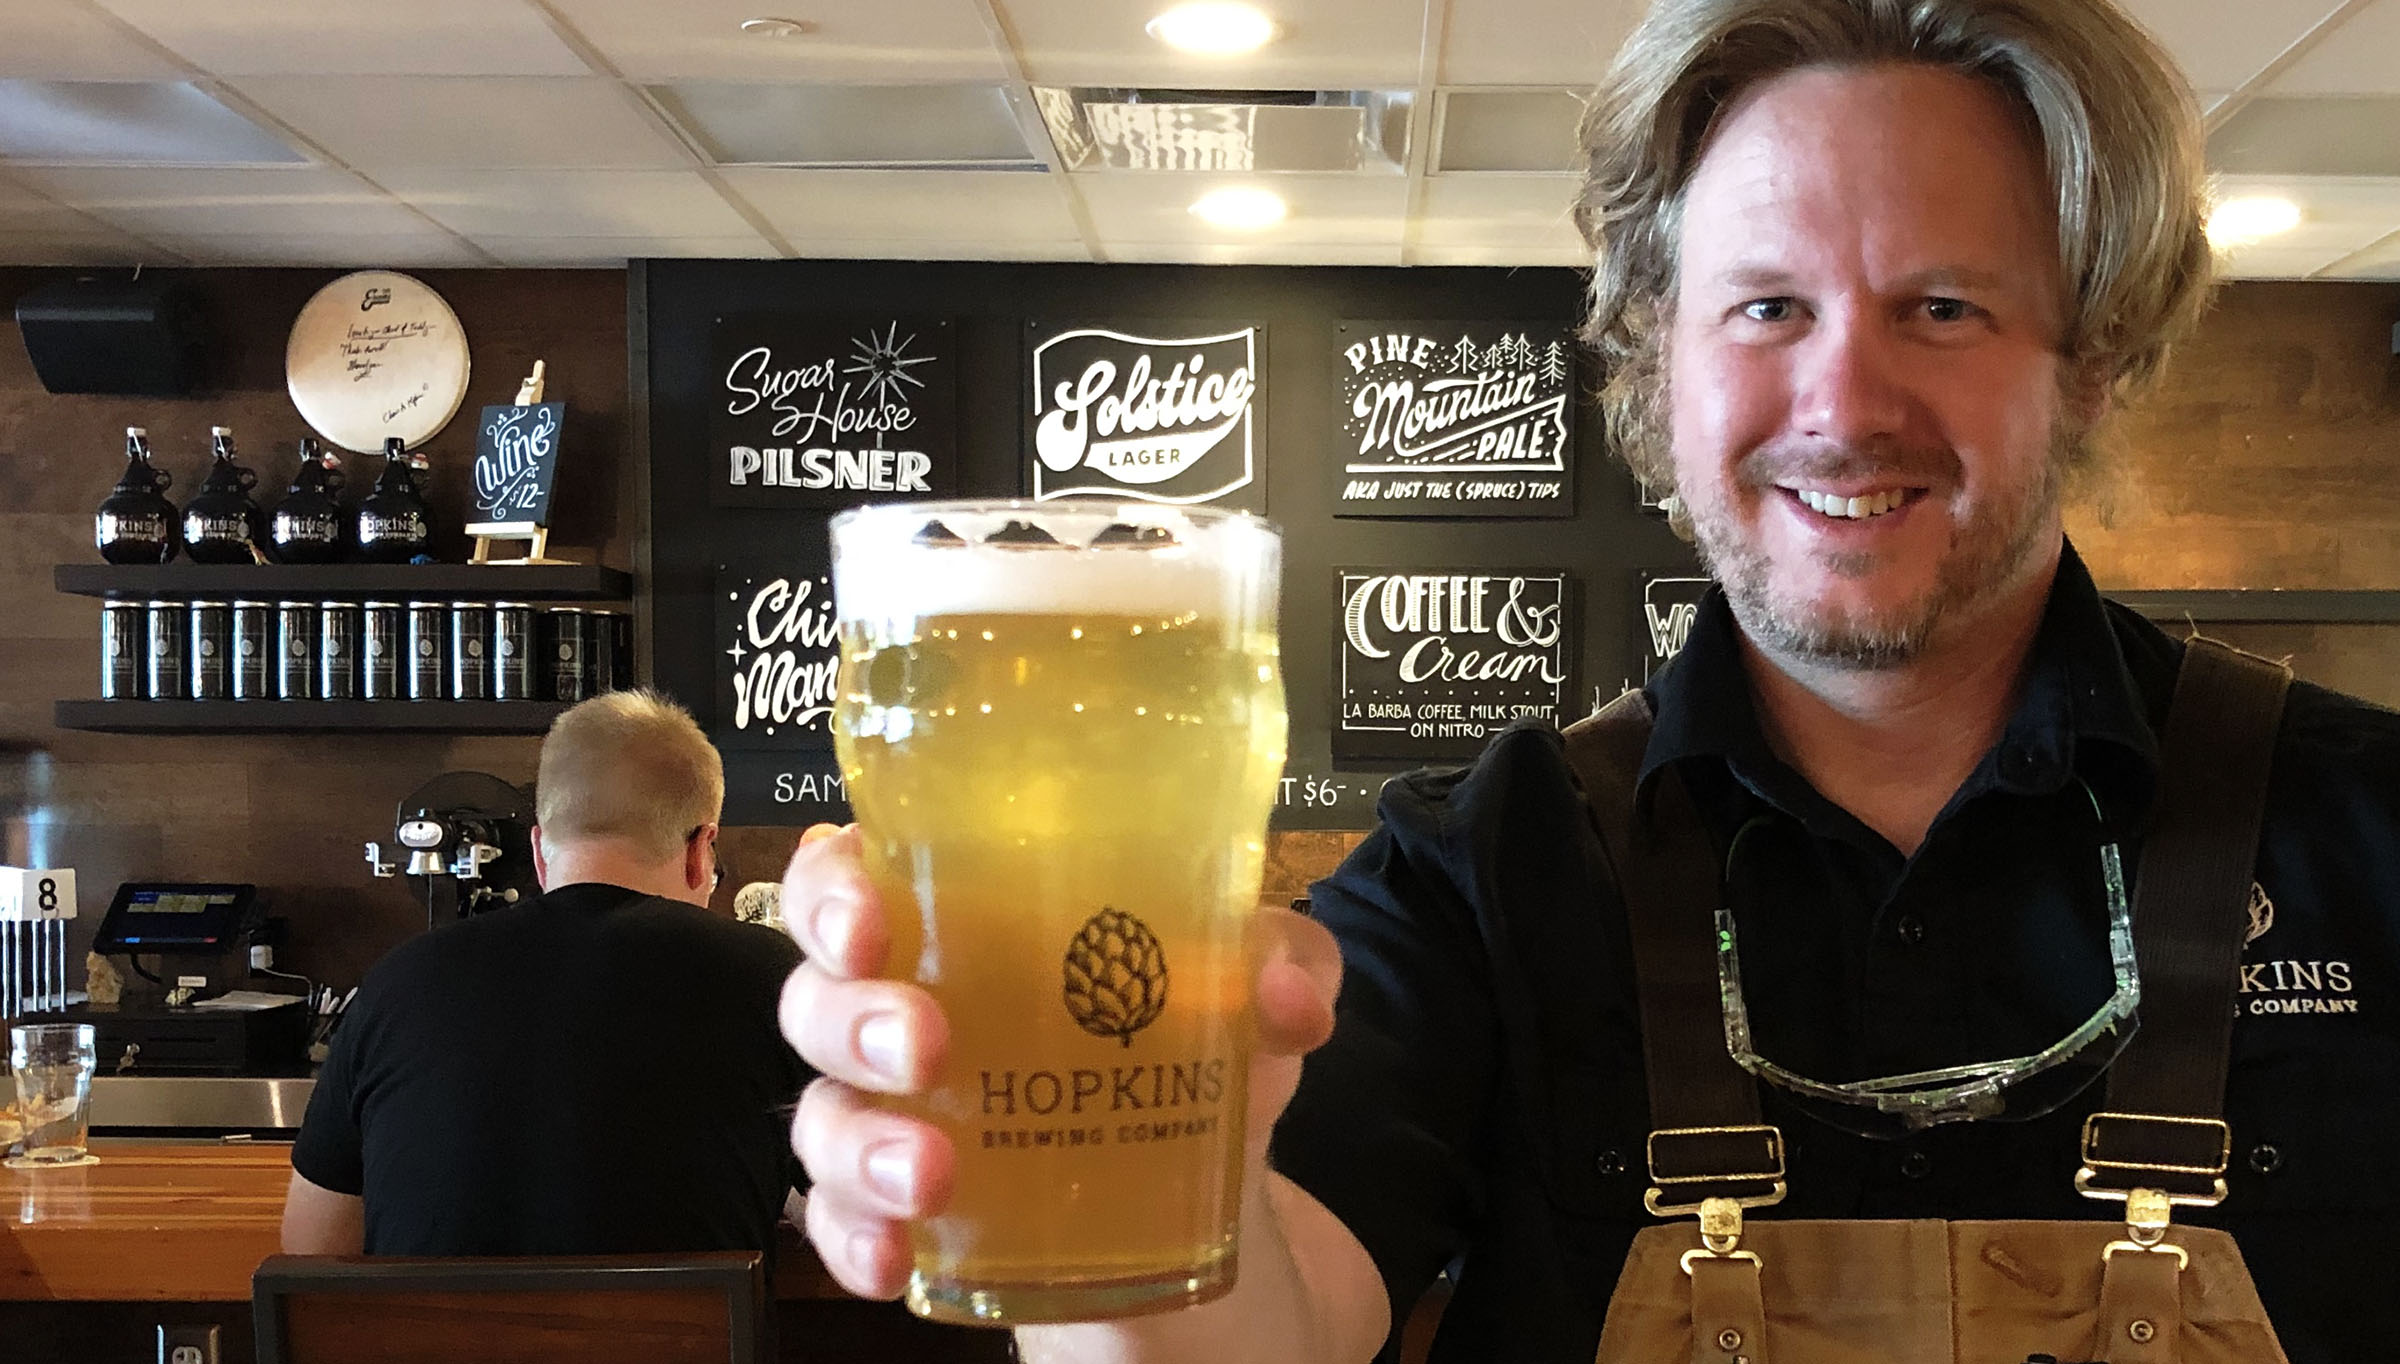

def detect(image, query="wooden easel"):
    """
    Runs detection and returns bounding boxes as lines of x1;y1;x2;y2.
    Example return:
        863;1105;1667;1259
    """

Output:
468;361;572;565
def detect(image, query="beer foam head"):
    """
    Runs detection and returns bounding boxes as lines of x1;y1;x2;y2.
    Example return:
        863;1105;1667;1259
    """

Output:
829;502;1281;624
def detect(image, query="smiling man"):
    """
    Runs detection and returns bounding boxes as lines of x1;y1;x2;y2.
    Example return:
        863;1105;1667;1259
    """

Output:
772;2;2400;1362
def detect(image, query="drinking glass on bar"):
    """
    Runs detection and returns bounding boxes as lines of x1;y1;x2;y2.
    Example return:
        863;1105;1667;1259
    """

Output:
8;1023;96;1167
829;501;1287;1325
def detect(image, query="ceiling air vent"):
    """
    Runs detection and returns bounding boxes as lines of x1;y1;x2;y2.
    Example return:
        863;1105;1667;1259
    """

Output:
1034;87;1411;174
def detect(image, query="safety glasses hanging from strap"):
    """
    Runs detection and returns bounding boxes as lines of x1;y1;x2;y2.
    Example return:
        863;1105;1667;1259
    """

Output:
1713;782;2140;1140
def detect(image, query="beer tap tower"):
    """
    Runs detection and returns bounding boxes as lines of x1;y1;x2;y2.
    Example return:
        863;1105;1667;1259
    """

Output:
0;867;78;1027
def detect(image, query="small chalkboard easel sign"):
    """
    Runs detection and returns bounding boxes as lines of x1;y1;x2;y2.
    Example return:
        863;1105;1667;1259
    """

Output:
468;361;569;564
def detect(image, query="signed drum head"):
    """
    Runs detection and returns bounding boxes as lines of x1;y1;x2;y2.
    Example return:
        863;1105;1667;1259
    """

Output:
286;270;471;454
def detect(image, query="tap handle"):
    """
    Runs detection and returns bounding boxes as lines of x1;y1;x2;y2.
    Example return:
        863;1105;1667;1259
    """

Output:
364;842;398;878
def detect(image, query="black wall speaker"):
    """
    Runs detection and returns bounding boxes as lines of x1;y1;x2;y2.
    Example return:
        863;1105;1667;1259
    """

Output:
14;274;208;395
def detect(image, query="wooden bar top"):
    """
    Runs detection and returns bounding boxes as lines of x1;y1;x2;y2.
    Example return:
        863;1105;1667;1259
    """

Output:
0;1141;844;1303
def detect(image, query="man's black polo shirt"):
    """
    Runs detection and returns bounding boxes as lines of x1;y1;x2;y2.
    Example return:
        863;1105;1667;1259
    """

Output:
293;882;809;1257
1276;543;2400;1364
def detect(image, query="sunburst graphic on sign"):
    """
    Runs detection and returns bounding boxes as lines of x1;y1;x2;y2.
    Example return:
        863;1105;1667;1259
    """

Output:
842;322;938;409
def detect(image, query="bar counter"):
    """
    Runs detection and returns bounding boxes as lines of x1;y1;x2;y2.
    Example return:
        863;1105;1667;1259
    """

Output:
0;1141;1010;1362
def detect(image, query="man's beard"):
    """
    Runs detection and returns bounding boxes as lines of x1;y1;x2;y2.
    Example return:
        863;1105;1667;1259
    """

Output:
1687;430;2067;671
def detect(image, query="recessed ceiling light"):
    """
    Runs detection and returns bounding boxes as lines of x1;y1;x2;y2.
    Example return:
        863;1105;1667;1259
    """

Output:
2206;195;2301;248
1146;3;1280;56
738;16;810;38
1190;185;1287;231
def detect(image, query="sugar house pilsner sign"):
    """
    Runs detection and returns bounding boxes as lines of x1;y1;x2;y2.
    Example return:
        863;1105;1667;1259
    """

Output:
1333;322;1574;518
710;315;956;509
1027;322;1263;509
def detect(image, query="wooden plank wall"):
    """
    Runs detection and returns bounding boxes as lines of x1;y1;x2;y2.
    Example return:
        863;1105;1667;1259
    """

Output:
0;268;629;987
0;272;2394;987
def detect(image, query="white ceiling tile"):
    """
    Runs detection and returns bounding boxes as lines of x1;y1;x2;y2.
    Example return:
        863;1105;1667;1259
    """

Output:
0;176;108;231
2314;230;2400;277
785;238;1092;262
719;168;1083;241
473;234;780;265
91;0;590;76
0;227;169;265
2117;0;2354;91
1106;240;1401;265
1408;240;1587;267
540;0;1007;83
1012;0;1422;89
2212;243;2352;277
152;233;488;267
2209;97;2400;175
0;0;185;80
1433;88;1584;173
1075;173;1406;245
2265;0;2400;94
1413;174;1582;251
228;77;688;171
1439;1;1645;85
7;166;432;236
2211;173;2400;253
376;169;756;238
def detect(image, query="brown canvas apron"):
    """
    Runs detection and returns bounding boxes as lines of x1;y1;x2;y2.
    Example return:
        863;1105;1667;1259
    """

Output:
1562;638;2292;1364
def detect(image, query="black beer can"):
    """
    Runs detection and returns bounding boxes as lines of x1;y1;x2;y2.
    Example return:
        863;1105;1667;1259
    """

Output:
101;601;143;700
233;600;272;700
547;608;591;702
319;600;360;701
450;601;491;701
492;602;536;701
589;610;632;693
145;599;186;700
406;600;446;700
276;600;318;700
188;600;231;699
361;601;402;701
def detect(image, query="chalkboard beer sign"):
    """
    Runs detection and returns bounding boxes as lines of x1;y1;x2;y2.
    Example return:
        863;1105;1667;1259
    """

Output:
1641;574;1713;681
710;316;956;509
469;400;563;531
1333;568;1578;761
716;556;840;750
1332;322;1575;518
1027;322;1264;509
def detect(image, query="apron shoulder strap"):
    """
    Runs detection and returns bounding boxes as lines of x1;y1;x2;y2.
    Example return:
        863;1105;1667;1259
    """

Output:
1562;692;1784;1211
2083;636;2291;1201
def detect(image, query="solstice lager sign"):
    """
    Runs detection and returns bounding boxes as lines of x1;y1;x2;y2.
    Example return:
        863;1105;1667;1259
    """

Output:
1027;322;1264;509
1332;321;1575;518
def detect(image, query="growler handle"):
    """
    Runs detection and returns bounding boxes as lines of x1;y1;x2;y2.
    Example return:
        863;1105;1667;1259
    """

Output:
324;467;347;495
153;467;172;492
236;467;257;491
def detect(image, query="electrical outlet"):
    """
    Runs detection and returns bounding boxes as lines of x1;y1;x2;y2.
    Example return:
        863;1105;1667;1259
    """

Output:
156;1324;220;1364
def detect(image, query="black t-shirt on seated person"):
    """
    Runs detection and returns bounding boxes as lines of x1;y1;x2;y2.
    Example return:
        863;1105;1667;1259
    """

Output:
293;882;810;1257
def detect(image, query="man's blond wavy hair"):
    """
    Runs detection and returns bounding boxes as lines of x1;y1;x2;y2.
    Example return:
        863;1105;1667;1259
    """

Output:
1574;0;2215;492
535;689;723;864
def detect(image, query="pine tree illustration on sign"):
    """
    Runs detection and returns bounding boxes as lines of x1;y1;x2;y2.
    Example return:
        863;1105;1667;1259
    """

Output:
1063;908;1170;1045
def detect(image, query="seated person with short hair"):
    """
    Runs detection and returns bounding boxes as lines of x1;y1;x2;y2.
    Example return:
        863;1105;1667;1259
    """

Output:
282;689;807;1256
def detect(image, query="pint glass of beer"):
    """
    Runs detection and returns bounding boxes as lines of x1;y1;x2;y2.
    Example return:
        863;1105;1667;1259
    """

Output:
829;501;1286;1325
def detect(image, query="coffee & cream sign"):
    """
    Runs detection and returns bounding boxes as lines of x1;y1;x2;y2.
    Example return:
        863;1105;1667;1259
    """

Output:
1027;322;1264;508
1334;568;1577;761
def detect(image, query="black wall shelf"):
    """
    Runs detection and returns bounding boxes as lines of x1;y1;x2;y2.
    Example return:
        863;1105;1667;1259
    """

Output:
54;700;568;734
55;563;632;601
2114;590;2400;625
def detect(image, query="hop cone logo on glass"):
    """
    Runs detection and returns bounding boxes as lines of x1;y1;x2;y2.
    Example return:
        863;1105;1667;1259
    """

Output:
1062;908;1170;1046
